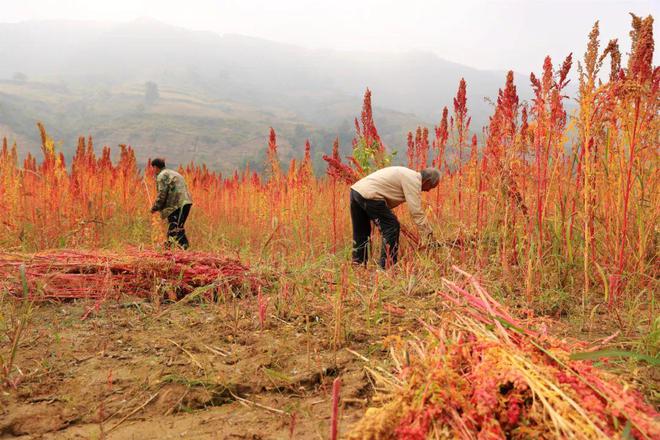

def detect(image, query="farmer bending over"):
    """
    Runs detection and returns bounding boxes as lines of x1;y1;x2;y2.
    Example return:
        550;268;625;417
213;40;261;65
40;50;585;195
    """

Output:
150;158;193;250
350;166;440;268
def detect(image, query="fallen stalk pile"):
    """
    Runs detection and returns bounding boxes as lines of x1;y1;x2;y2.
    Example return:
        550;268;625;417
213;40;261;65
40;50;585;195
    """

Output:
0;249;260;301
350;267;659;440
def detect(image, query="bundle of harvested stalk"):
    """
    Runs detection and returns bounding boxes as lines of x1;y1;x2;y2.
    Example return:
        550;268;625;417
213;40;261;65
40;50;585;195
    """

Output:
0;249;261;301
349;267;659;440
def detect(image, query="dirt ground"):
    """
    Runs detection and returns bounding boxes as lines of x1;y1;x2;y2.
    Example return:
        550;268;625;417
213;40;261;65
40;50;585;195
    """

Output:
2;269;656;440
0;290;410;440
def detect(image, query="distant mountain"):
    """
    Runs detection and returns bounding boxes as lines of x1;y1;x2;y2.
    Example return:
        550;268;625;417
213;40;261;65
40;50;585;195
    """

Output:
0;18;534;172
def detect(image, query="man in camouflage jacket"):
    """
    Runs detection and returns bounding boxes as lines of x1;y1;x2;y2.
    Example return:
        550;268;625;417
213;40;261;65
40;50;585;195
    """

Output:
150;158;193;249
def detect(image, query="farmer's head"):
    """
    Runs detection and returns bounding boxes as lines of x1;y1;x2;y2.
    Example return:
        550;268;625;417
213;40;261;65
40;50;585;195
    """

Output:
420;168;441;191
151;158;166;172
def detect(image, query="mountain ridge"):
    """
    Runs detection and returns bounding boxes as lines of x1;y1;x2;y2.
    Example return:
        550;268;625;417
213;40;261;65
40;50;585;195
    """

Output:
0;18;537;171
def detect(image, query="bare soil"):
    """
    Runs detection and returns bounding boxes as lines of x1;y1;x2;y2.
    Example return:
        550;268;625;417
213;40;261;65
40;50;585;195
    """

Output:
0;291;410;440
2;272;656;439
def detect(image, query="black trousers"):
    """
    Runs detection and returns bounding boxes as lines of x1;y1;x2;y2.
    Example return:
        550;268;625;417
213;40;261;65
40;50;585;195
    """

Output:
167;204;192;249
350;189;400;268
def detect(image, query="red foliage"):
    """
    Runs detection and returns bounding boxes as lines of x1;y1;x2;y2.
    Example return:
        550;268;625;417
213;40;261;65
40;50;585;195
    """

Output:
407;127;430;170
355;88;383;153
0;249;260;302
453;78;468;129
323;147;360;186
629;15;655;82
433;107;449;170
267;127;281;180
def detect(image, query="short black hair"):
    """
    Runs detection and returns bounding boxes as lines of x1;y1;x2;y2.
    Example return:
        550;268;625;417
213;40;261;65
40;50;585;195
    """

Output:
151;158;165;169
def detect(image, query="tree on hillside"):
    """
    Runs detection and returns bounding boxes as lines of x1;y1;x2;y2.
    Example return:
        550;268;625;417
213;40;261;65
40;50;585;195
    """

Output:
144;81;160;105
12;72;27;83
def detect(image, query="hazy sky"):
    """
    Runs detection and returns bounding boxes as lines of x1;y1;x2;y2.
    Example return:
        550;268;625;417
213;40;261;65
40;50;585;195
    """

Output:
3;0;657;72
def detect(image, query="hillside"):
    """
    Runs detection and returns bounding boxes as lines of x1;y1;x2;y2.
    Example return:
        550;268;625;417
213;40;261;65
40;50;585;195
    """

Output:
0;80;425;172
0;18;530;171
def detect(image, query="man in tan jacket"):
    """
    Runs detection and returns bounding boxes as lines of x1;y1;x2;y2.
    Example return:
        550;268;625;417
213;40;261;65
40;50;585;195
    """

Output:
350;166;440;268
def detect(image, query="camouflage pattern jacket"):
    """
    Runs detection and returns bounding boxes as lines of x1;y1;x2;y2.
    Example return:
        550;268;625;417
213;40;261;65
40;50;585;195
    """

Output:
151;169;193;219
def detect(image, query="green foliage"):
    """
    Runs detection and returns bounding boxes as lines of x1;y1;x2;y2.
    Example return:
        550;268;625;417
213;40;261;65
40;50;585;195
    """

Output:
638;315;660;357
352;138;396;174
1;265;35;387
570;349;659;366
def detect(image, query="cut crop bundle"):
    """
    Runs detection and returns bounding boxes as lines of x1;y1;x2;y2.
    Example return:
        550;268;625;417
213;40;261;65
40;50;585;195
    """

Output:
0;249;261;301
349;268;659;440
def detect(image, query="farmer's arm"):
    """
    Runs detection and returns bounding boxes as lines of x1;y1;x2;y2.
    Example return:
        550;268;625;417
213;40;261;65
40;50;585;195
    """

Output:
151;174;170;212
402;175;433;239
